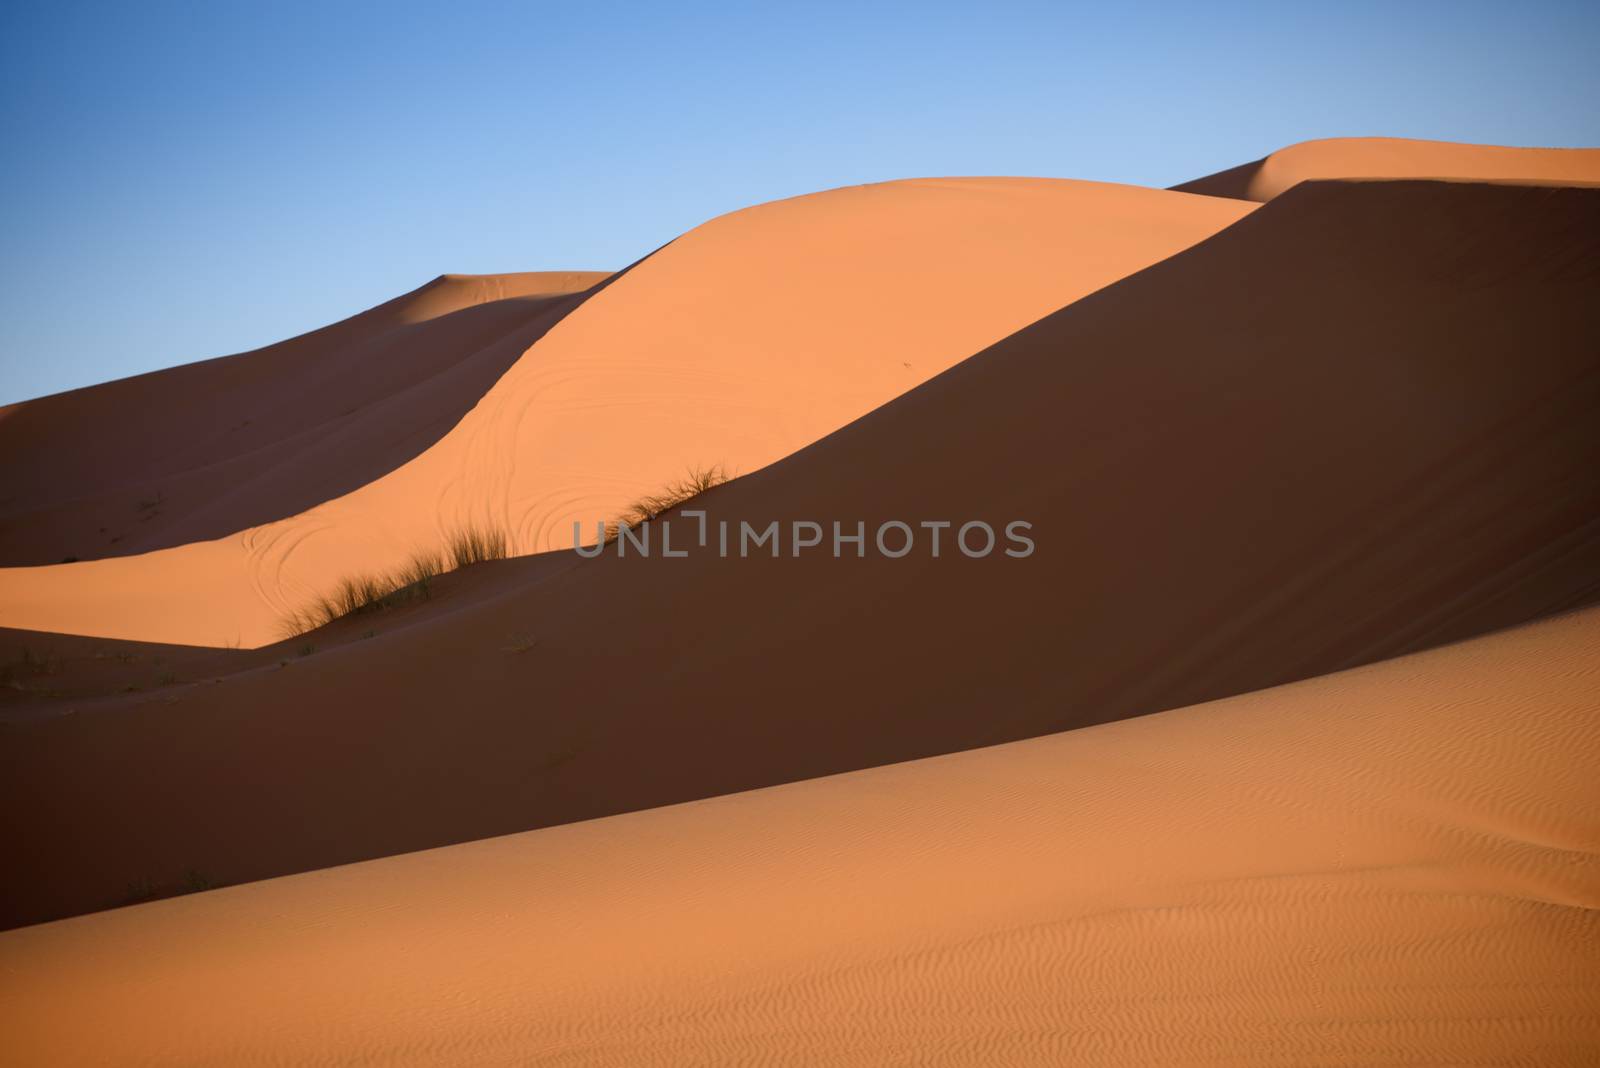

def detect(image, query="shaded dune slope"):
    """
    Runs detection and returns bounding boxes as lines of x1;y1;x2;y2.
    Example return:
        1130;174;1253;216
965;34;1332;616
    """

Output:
0;552;562;718
4;179;1598;928
3;607;1597;1065
1174;136;1600;201
0;271;607;564
0;179;1252;645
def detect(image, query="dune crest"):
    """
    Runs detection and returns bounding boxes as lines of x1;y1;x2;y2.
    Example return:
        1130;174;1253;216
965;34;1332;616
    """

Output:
1174;136;1600;201
0;179;1252;647
3;607;1596;1065
0;271;608;564
2;178;1596;931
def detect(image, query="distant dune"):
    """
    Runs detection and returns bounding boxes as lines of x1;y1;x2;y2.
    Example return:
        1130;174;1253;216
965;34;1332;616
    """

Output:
0;179;1251;647
0;272;607;564
1174;135;1600;200
4;607;1596;1065
3;178;1596;930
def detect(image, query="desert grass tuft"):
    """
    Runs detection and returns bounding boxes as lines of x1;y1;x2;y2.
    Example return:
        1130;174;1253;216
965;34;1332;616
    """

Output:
447;524;508;569
604;464;729;543
278;526;507;639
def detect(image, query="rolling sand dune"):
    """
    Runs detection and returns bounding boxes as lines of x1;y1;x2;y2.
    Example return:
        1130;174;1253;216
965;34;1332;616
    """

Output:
0;179;1253;647
3;607;1597;1065
1174;136;1600;201
4;178;1597;930
0;272;607;565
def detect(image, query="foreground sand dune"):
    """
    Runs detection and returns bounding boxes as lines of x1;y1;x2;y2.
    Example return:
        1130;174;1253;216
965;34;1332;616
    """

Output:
1174;135;1600;201
4;178;1596;930
0;272;607;564
4;607;1596;1066
0;179;1252;647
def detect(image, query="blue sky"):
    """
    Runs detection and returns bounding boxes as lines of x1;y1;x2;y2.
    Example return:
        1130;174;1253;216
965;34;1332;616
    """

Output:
2;0;1597;404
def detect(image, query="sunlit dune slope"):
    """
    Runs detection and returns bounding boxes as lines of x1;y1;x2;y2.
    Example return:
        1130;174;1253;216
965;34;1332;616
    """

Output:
4;607;1597;1066
1174;135;1600;201
3;179;1597;930
0;271;607;563
0;179;1252;646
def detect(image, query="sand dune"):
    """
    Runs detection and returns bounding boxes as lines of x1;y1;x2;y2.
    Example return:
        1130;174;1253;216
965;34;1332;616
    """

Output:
4;607;1596;1066
0;179;1252;647
0;272;607;565
4;178;1596;930
1174;136;1600;201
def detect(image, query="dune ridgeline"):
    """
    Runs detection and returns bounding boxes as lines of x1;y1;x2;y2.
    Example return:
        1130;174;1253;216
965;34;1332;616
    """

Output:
1;137;1598;1064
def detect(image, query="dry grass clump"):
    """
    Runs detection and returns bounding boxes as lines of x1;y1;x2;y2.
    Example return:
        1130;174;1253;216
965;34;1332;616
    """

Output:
278;550;439;638
447;525;508;568
280;524;510;638
604;465;729;543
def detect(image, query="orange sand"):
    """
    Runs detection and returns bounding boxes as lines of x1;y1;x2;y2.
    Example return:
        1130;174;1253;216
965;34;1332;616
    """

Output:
2;140;1598;1064
3;607;1596;1065
0;179;1251;648
0;272;607;563
1175;135;1600;201
3;178;1595;931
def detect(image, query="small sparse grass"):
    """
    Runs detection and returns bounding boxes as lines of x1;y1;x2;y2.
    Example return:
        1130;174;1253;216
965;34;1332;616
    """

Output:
120;869;217;907
604;464;729;543
278;548;443;638
397;547;446;590
2;646;59;688
278;524;509;638
447;525;508;569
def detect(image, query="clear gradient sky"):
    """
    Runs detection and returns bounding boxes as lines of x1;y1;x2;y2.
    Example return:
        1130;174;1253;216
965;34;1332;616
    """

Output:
2;0;1597;405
